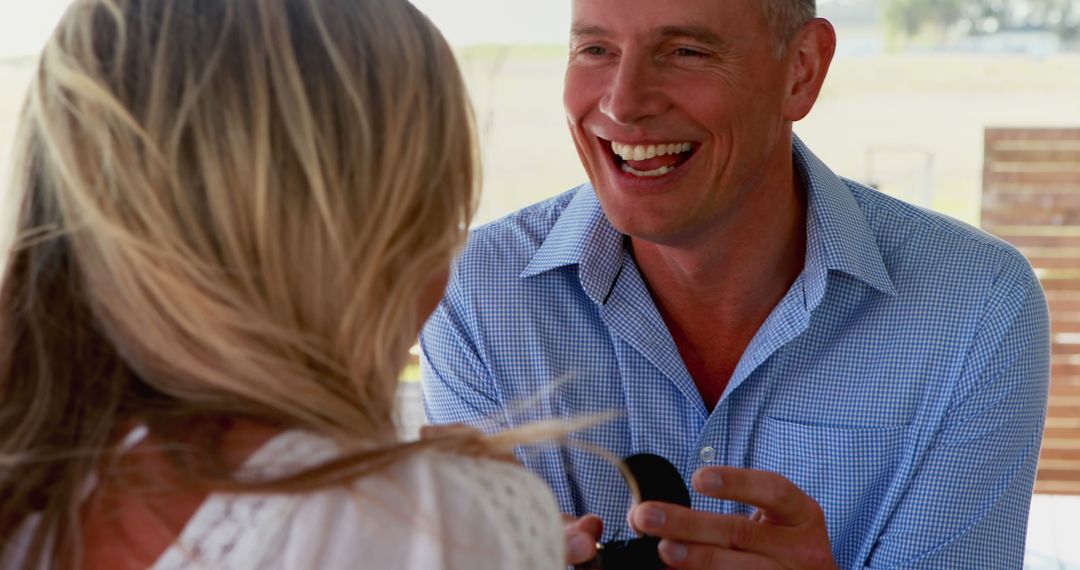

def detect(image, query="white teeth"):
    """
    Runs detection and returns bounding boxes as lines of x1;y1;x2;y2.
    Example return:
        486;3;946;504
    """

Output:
610;141;694;162
621;163;675;178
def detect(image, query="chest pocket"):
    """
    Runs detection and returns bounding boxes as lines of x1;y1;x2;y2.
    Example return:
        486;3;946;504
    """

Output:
749;416;908;557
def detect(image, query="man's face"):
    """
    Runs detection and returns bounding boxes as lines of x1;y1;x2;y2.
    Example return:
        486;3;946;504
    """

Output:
565;0;800;245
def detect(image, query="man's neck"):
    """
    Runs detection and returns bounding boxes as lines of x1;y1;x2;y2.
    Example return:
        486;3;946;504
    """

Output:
631;174;807;326
629;167;808;409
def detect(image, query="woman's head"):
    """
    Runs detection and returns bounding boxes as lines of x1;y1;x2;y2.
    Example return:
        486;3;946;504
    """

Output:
1;0;474;560
9;0;475;432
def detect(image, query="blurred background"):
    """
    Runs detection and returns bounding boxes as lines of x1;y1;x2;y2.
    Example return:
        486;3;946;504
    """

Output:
1;0;1078;566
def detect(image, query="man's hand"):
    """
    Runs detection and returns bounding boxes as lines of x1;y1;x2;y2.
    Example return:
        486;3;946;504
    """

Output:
628;467;836;569
564;514;603;565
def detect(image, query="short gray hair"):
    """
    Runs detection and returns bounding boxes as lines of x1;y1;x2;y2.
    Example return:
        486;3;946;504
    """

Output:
763;0;816;56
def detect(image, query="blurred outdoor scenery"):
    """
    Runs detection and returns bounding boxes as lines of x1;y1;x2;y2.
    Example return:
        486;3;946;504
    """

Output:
3;1;1079;227
1;0;1078;566
446;0;1080;228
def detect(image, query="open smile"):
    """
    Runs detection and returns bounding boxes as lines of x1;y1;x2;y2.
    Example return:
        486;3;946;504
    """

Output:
605;139;698;178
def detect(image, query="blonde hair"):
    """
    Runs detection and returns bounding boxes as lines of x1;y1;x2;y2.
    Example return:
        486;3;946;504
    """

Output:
0;0;485;565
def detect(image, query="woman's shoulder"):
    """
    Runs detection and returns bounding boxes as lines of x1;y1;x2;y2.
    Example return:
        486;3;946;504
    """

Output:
380;445;561;508
253;429;558;506
158;430;565;569
285;439;566;569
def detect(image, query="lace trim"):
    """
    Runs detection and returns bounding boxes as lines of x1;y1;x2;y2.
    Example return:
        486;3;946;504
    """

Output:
152;431;336;569
443;457;566;568
152;432;565;569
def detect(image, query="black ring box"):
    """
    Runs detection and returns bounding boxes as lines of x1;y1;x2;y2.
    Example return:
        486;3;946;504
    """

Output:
574;453;691;570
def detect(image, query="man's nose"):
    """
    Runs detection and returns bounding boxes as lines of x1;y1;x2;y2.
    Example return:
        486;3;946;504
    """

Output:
598;59;667;125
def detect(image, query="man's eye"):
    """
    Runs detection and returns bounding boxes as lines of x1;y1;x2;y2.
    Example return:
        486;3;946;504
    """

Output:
579;45;608;56
673;47;708;57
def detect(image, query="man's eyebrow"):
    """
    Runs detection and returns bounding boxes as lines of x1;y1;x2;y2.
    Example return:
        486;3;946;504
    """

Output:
570;23;728;49
658;25;727;49
570;24;609;39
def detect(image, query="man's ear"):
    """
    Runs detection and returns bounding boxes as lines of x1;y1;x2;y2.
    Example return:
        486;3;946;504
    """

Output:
782;18;836;122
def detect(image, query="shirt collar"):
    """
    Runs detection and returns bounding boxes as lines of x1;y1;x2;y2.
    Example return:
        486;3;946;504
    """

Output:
521;186;625;305
521;135;897;306
794;135;897;306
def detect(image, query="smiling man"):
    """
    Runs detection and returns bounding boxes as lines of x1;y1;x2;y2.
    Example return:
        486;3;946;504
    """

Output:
421;0;1050;568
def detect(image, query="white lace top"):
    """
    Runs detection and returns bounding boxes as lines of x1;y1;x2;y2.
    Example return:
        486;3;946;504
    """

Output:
6;430;566;569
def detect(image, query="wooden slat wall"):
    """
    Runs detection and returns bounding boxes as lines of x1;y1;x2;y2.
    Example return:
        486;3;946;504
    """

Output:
982;128;1080;495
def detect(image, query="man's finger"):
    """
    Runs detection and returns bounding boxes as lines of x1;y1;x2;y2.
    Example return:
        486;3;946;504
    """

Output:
566;513;603;538
657;539;781;570
630;502;786;553
692;467;822;526
565;514;603;564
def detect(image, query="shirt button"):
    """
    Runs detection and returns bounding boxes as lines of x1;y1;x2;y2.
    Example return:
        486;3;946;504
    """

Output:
699;446;717;463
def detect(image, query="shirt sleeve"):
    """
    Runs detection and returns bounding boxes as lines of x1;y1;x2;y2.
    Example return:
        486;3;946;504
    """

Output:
277;453;565;570
419;268;506;431
862;254;1051;568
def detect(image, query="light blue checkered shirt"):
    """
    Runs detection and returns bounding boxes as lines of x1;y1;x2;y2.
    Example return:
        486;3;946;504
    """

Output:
420;136;1050;569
